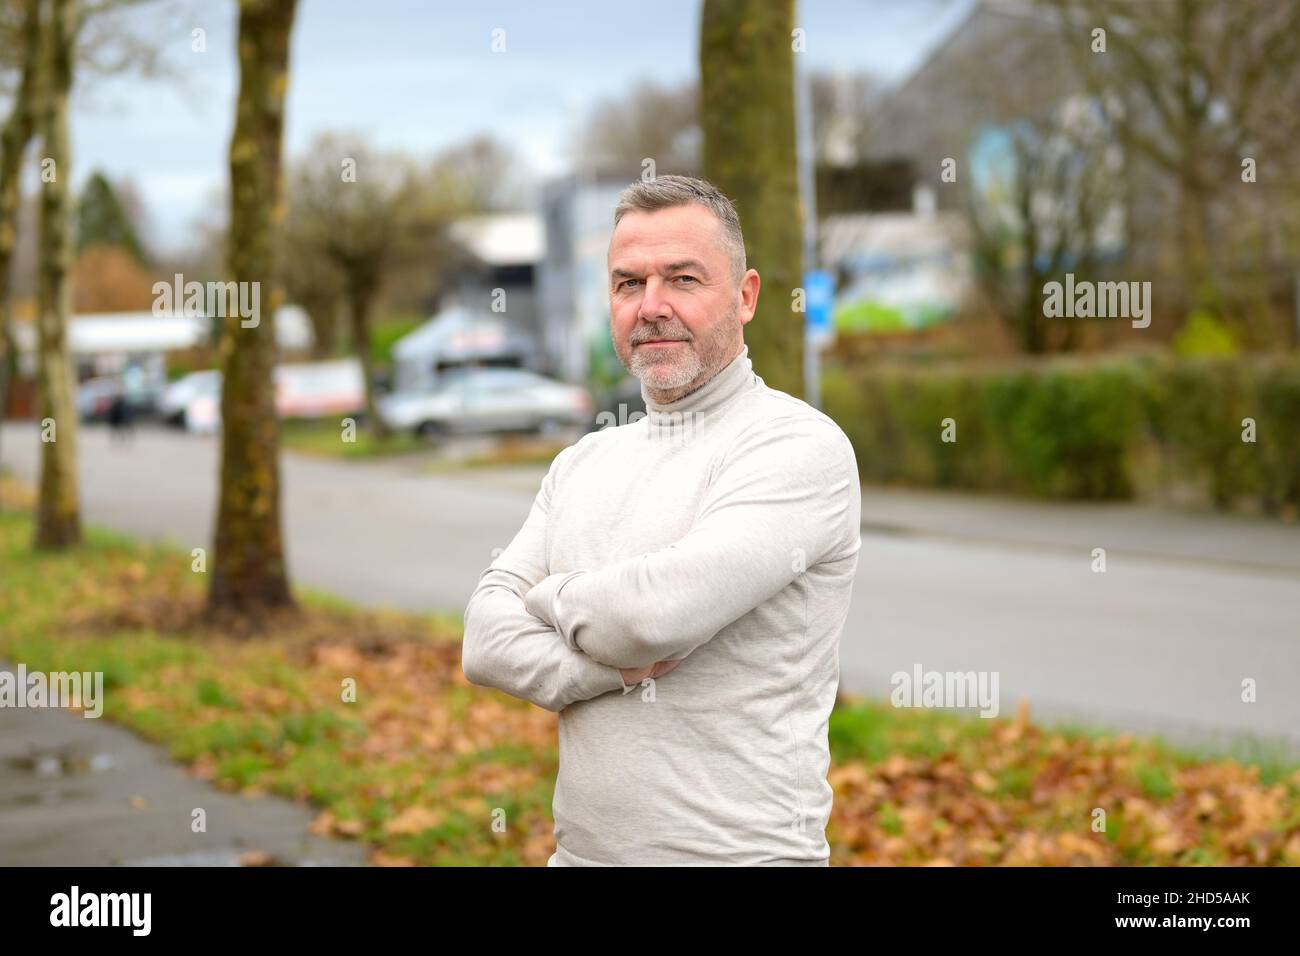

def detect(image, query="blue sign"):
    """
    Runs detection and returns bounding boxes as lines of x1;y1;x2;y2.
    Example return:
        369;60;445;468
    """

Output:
804;269;835;344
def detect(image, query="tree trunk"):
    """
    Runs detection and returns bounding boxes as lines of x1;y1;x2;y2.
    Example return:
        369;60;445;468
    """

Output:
1015;152;1046;355
208;0;298;620
1173;0;1219;320
1177;169;1218;316
0;0;40;452
33;0;80;550
305;293;339;358
348;285;388;439
699;0;804;397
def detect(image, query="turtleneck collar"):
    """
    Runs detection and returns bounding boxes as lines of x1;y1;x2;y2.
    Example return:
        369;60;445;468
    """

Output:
641;342;757;430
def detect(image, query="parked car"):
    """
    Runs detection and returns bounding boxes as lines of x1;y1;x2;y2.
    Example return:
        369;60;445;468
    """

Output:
273;358;366;419
158;370;222;426
378;367;593;439
76;376;125;422
162;360;367;434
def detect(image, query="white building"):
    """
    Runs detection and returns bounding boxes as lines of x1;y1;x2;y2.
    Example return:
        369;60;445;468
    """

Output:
389;305;538;395
11;306;314;381
445;212;545;344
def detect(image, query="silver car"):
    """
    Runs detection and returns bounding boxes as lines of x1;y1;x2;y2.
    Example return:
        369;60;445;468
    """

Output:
378;368;593;439
158;370;222;426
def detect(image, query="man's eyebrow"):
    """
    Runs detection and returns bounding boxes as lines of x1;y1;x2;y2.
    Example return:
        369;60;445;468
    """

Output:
662;259;710;276
609;259;712;282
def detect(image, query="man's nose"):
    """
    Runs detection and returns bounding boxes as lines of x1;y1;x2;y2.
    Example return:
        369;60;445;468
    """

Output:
637;275;673;322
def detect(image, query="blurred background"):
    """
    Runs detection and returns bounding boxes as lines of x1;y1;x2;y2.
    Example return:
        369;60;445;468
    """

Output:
0;0;1297;867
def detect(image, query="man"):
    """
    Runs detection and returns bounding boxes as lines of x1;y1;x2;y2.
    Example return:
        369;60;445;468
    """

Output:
462;174;861;865
107;389;134;441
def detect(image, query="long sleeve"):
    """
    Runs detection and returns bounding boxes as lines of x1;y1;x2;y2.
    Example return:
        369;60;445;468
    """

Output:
524;416;861;669
461;446;627;712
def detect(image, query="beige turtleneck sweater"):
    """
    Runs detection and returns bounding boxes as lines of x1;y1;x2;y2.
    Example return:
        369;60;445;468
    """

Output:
462;343;861;865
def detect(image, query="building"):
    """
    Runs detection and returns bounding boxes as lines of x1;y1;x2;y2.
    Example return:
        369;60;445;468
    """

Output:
862;0;1075;211
820;200;971;334
444;213;545;345
3;306;314;419
10;306;313;381
820;0;1129;335
388;212;547;394
537;171;629;393
389;305;538;395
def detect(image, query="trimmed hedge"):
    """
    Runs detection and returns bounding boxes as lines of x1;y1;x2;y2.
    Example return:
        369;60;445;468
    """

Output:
822;355;1300;510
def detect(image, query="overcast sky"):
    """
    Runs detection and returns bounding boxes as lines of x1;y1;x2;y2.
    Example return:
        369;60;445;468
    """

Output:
62;0;973;255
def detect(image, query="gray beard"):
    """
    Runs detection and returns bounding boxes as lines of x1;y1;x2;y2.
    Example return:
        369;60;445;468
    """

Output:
631;304;738;403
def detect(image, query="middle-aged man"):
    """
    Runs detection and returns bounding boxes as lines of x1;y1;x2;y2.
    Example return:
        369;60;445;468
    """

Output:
462;174;861;865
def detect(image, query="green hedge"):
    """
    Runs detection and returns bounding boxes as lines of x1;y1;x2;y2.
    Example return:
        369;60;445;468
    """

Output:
823;355;1300;510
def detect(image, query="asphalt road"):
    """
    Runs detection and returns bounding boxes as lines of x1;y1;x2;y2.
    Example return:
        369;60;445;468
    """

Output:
3;420;1297;759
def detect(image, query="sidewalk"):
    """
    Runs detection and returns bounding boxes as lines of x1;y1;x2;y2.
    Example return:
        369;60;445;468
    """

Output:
0;667;369;866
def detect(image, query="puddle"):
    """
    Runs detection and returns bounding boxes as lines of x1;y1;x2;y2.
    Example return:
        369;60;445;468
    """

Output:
6;745;116;776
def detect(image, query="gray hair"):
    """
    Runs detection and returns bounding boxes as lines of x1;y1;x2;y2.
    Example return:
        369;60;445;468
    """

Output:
612;174;747;284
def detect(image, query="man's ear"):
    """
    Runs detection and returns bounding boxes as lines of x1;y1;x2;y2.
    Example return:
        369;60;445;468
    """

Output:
739;269;760;322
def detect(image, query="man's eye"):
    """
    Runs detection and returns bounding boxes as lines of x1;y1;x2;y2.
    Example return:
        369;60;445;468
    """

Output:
618;279;640;290
674;275;697;285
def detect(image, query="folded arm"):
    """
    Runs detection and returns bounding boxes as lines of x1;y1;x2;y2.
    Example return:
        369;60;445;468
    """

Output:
524;417;861;669
463;567;627;712
461;446;628;712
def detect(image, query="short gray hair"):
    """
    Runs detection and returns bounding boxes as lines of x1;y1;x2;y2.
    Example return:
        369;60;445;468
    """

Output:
613;174;746;284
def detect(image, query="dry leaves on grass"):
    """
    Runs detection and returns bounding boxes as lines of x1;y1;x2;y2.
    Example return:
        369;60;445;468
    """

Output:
40;536;1300;867
829;704;1300;866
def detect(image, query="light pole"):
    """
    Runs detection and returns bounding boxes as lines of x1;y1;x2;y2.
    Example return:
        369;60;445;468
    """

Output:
794;21;823;409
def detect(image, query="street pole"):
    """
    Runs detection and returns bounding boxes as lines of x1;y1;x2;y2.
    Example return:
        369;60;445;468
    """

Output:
794;21;821;410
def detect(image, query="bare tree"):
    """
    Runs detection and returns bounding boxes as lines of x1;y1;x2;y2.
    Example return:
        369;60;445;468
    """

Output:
966;101;1124;353
285;133;480;437
427;134;533;211
288;136;423;438
577;80;700;177
0;0;40;468
810;69;885;165
277;214;344;360
1046;0;1300;321
3;0;184;529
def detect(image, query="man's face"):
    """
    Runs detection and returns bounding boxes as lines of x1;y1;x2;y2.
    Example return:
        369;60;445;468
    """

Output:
607;204;759;402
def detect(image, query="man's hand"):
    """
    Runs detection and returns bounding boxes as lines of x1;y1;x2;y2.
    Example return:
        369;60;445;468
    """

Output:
619;658;684;686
